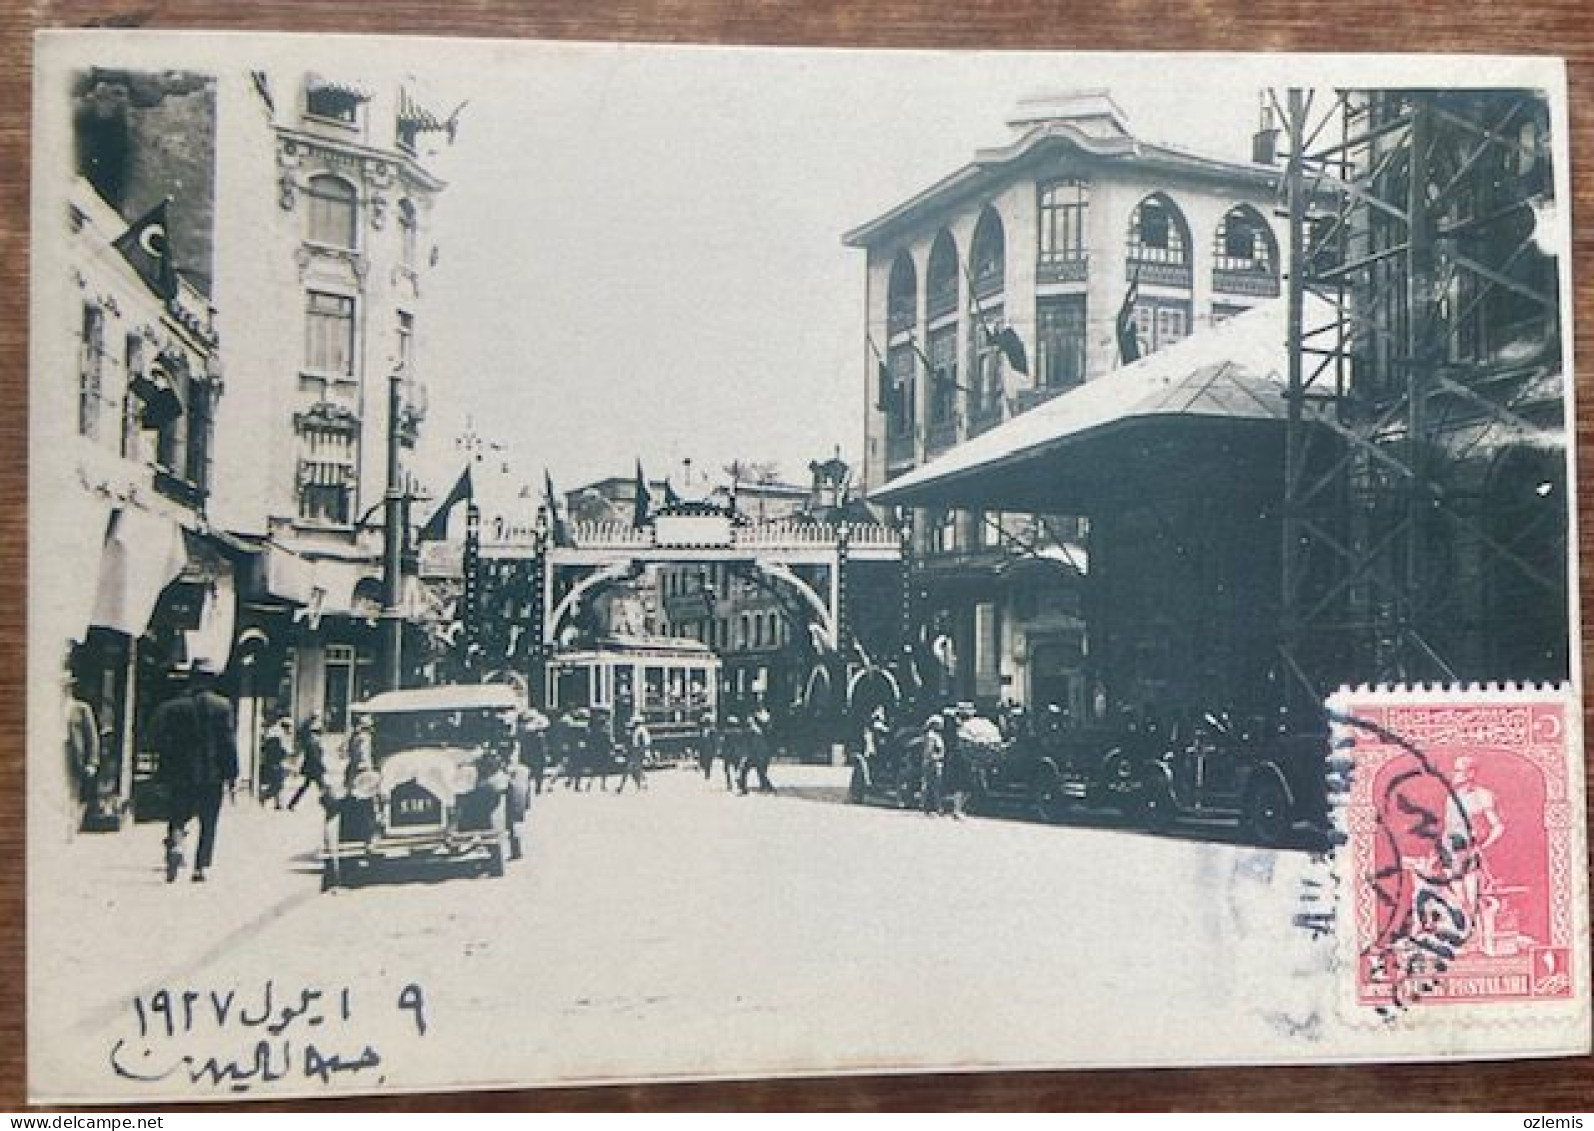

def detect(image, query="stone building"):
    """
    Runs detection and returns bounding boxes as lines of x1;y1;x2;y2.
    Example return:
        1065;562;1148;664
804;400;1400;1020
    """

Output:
845;90;1285;714
208;70;455;739
44;70;233;822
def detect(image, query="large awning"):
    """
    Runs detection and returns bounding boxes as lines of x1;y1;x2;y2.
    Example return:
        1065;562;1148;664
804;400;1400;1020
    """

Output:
871;297;1327;514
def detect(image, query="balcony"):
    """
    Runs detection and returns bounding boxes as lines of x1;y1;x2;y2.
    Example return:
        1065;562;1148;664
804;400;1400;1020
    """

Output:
925;417;958;454
1126;259;1192;288
1013;384;1070;414
927;282;958;321
1037;256;1088;285
968;400;1004;436
153;466;206;512
885;430;916;471
1212;267;1281;297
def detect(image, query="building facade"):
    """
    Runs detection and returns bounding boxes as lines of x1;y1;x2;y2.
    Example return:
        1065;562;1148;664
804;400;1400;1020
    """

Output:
209;69;453;740
845;91;1286;715
50;69;232;822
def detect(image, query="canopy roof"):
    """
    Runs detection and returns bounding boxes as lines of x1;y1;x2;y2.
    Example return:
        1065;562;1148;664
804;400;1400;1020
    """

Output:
871;296;1327;514
354;684;525;716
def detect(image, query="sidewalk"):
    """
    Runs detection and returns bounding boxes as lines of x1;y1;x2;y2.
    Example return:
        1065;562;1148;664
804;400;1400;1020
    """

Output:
37;791;330;1033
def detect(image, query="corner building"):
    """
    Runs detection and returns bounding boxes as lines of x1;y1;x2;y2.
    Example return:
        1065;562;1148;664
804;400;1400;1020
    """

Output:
210;72;452;739
845;91;1286;715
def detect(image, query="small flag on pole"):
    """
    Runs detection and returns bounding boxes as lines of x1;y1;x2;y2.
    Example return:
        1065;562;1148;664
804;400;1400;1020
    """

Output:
632;459;652;528
991;326;1030;376
418;465;473;542
1116;266;1143;365
543;469;572;548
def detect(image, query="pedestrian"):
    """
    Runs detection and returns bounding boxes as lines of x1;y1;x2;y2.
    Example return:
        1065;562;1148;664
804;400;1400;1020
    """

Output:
721;715;743;791
943;712;971;820
286;712;328;811
738;709;775;794
697;713;718;781
616;716;650;793
61;670;100;840
343;716;376;792
920;714;947;816
519;709;550;795
587;708;612;792
150;664;239;883
259;716;291;808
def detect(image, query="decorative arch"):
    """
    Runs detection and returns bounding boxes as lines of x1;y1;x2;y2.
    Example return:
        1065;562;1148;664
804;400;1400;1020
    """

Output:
753;559;837;650
846;665;901;717
926;229;960;319
887;251;917;335
970;206;1006;298
544;560;635;645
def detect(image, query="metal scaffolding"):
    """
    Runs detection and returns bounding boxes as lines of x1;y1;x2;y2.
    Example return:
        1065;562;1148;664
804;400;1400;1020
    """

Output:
1277;86;1567;701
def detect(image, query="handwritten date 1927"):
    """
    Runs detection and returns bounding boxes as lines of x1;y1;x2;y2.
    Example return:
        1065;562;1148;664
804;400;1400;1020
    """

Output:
110;980;428;1093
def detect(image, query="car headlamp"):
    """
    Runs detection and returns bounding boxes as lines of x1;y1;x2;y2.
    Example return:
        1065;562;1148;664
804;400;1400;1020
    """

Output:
351;769;382;800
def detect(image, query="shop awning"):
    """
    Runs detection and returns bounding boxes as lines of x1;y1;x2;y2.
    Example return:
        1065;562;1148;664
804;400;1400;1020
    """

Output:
90;506;188;639
871;297;1327;514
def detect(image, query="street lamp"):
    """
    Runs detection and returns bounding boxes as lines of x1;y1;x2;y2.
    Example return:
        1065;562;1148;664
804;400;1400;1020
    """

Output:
379;364;417;692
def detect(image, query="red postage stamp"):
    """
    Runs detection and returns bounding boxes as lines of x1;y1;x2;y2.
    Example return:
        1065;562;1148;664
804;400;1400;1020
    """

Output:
1328;685;1582;1014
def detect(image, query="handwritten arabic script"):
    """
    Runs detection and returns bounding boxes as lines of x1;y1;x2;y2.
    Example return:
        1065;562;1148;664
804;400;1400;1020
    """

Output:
109;980;428;1093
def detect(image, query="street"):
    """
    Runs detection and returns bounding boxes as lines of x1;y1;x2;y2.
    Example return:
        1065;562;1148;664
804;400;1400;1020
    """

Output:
32;763;1336;1101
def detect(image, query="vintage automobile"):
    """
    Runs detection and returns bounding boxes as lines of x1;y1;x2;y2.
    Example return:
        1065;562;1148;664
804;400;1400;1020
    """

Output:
964;713;1168;821
848;718;929;808
321;683;529;890
1124;710;1332;846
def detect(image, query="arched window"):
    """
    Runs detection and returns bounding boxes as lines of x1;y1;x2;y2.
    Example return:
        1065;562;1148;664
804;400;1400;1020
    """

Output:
1212;204;1279;296
1126;193;1191;282
970;207;1005;299
307;174;357;249
926;230;959;320
886;251;917;335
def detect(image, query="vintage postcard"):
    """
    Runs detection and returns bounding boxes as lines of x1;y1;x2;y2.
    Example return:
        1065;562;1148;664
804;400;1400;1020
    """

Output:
27;33;1586;1102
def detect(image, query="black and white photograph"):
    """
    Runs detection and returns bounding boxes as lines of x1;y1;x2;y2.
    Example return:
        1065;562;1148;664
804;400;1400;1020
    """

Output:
26;33;1587;1102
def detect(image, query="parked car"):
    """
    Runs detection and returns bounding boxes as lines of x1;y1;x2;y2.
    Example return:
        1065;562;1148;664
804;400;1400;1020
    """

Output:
322;683;530;890
1125;710;1331;846
968;712;1166;822
848;719;928;808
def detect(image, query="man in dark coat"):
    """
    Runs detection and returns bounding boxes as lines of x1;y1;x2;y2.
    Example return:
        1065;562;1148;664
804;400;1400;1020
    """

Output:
286;712;327;811
151;666;238;882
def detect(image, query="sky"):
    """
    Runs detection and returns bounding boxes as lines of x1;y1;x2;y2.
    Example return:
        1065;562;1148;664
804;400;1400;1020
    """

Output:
404;44;1271;510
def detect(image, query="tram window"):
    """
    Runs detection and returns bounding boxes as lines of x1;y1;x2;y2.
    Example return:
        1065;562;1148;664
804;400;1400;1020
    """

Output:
555;666;591;710
644;666;665;710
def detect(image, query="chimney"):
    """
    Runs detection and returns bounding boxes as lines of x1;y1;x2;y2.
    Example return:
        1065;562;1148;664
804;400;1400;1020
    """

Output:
1252;97;1280;166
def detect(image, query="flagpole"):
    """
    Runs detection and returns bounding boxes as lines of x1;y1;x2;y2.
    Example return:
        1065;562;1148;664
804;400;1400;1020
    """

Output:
380;366;406;692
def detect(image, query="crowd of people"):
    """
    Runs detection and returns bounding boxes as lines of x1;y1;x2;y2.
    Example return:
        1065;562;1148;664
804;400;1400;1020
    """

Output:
516;705;778;797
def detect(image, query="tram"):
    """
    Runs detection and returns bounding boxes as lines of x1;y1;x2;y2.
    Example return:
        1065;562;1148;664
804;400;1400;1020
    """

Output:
544;635;720;758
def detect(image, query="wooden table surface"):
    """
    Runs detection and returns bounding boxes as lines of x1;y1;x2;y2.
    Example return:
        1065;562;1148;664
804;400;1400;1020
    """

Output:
1;0;1591;1112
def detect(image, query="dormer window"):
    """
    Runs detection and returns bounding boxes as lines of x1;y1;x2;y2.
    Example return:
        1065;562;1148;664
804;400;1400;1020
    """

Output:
304;75;369;126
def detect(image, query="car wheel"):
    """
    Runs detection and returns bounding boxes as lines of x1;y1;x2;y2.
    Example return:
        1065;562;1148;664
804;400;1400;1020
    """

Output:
1130;768;1173;831
1244;774;1291;847
1032;766;1066;823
